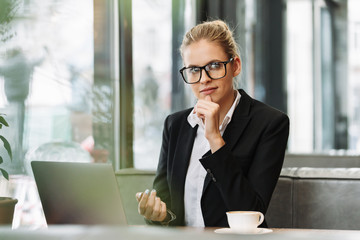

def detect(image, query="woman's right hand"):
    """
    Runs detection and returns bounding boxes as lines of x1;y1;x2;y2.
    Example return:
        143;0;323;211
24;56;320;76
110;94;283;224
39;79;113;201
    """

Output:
136;189;167;222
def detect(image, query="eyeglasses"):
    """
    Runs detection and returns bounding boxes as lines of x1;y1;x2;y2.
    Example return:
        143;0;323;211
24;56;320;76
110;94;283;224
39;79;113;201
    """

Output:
179;58;233;84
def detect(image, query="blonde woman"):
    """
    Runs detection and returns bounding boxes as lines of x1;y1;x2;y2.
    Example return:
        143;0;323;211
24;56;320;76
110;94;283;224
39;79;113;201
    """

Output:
136;20;289;228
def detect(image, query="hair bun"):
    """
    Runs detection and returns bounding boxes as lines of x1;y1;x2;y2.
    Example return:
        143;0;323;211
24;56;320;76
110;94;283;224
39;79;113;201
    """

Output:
180;19;240;60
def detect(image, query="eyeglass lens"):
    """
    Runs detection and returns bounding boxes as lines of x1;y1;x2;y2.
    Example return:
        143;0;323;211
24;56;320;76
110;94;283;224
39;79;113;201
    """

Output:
183;62;226;83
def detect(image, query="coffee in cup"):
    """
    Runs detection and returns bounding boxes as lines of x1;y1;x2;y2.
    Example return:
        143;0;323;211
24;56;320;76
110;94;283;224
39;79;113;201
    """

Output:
226;211;264;233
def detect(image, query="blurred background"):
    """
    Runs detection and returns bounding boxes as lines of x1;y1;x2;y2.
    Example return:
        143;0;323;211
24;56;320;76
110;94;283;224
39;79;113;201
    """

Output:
0;0;359;227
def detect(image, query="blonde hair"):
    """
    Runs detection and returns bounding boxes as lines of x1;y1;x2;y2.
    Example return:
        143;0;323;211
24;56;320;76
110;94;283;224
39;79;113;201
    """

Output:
180;20;240;59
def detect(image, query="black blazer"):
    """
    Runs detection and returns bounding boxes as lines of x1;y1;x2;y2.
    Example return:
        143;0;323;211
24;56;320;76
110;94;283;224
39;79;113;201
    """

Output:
152;89;289;227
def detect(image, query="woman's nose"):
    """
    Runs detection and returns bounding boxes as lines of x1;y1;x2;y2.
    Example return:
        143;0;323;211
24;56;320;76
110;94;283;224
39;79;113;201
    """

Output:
199;69;211;84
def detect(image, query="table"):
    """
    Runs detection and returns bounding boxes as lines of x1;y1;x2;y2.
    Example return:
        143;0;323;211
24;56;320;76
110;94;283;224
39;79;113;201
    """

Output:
1;225;360;240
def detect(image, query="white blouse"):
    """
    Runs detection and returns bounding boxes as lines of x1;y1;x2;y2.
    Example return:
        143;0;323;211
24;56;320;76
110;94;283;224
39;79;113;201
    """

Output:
184;91;241;227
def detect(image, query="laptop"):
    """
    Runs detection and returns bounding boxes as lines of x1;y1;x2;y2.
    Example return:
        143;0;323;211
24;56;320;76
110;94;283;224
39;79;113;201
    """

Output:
31;161;127;225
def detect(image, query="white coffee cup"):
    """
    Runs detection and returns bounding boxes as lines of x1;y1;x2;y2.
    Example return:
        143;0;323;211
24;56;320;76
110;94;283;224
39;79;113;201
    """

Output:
226;211;264;233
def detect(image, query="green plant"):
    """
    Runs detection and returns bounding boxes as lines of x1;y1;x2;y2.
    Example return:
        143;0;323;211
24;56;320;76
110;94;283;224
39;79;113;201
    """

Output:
0;113;12;180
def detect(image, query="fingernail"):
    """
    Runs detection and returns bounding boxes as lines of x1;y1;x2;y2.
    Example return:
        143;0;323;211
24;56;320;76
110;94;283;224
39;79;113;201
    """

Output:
151;189;156;193
145;189;150;195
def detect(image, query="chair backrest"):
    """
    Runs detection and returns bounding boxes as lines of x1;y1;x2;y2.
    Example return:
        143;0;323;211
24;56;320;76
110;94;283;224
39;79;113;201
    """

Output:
116;166;360;229
267;167;360;230
115;168;155;225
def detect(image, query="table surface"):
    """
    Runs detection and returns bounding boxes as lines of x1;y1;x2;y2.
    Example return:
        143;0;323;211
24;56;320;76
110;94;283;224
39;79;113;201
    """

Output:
1;225;360;240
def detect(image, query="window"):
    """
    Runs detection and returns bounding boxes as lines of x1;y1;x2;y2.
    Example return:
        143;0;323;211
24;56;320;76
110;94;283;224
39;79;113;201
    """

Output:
0;0;97;169
348;0;360;151
132;0;173;169
286;0;314;152
285;0;360;154
0;0;114;228
132;0;196;169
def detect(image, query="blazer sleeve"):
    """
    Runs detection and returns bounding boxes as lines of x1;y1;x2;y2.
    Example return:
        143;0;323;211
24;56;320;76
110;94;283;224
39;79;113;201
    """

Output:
153;115;171;205
144;115;175;225
199;112;289;214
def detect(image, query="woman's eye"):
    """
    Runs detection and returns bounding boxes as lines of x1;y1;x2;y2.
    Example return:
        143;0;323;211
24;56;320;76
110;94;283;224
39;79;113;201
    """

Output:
209;62;221;69
189;67;200;74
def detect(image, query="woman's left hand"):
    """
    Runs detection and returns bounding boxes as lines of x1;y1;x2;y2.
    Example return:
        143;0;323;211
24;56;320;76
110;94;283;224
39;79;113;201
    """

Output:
194;95;225;152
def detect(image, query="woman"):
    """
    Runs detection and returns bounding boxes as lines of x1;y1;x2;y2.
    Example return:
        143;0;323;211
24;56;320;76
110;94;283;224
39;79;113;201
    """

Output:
136;20;289;227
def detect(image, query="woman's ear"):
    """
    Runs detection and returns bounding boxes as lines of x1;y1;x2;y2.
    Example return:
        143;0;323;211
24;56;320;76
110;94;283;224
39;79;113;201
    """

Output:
232;56;242;77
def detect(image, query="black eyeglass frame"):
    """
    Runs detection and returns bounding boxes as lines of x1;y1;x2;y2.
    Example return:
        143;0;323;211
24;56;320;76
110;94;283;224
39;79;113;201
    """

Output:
179;58;234;84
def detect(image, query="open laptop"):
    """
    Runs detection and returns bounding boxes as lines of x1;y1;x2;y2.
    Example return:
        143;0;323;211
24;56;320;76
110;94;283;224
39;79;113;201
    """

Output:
31;161;127;225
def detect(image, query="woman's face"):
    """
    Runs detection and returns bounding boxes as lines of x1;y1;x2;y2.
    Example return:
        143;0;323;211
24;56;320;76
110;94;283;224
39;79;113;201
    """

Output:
182;39;241;107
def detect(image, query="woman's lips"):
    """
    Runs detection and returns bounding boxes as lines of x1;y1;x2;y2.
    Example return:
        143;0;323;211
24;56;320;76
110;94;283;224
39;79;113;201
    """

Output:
200;87;217;95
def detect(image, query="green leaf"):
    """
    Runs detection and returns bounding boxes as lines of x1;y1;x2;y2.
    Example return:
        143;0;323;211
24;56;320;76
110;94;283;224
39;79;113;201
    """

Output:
0;135;12;160
0;156;3;164
0;115;9;127
0;168;9;180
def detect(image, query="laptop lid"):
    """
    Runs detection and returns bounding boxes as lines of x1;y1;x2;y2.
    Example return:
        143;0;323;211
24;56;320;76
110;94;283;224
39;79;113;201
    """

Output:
31;161;127;225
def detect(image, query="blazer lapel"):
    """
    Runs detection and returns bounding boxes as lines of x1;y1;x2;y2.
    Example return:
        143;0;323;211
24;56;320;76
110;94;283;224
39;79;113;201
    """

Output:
203;89;252;192
222;89;252;150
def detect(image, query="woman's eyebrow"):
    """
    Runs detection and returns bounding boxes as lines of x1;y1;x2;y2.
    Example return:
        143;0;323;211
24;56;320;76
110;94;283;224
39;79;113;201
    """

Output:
186;64;200;68
186;59;223;68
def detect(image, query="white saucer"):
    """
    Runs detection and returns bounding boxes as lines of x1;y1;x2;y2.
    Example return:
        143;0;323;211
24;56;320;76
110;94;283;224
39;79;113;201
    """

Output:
214;228;273;235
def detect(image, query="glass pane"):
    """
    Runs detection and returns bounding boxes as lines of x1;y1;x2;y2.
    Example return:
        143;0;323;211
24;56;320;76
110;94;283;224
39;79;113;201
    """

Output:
286;0;314;153
132;0;173;169
348;0;360;152
286;0;360;155
0;0;94;228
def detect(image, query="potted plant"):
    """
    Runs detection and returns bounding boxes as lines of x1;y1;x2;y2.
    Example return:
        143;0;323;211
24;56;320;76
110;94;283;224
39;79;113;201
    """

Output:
0;113;18;225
